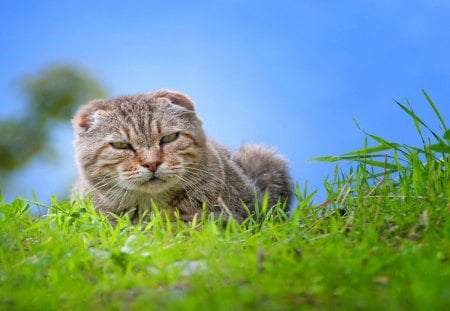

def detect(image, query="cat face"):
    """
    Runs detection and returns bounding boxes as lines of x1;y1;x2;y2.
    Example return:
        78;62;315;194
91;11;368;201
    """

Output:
73;91;206;196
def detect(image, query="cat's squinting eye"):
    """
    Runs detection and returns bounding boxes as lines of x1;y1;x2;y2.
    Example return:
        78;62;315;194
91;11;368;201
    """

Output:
160;132;180;145
110;142;133;150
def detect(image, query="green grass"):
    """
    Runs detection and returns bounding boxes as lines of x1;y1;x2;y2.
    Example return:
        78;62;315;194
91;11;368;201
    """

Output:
1;91;450;310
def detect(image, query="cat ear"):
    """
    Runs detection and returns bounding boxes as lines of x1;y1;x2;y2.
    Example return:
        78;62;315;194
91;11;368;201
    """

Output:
153;90;195;111
72;99;109;131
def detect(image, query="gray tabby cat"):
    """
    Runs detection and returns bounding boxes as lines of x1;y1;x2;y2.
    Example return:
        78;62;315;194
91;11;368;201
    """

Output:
72;90;292;223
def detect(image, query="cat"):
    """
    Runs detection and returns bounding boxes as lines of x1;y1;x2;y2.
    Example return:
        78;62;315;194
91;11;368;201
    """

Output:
72;90;292;223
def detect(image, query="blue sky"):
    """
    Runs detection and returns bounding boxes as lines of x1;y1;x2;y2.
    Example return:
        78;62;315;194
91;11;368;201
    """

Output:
1;0;450;205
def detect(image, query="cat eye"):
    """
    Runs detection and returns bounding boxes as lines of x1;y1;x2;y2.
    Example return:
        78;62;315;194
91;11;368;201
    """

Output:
110;142;134;150
160;132;180;145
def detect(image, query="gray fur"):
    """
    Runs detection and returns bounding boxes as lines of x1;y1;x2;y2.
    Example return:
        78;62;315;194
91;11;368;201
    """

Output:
72;90;292;223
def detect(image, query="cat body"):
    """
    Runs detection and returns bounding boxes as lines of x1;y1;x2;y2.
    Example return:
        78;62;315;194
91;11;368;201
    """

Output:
72;90;292;222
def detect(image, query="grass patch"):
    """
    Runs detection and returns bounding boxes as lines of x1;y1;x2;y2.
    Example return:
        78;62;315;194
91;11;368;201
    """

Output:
1;91;450;310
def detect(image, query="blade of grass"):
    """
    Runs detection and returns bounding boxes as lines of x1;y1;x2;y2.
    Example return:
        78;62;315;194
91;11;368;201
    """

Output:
423;89;447;131
395;100;442;143
405;98;427;148
444;130;450;140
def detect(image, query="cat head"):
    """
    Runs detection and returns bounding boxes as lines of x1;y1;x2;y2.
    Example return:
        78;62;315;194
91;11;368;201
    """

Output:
73;90;207;195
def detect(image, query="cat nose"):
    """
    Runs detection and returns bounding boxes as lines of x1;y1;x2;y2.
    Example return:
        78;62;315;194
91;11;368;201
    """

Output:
142;161;162;172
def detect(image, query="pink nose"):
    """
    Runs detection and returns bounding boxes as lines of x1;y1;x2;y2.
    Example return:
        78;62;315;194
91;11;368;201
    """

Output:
142;161;162;172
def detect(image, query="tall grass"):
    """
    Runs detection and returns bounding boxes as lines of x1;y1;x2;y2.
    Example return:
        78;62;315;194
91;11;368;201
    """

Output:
1;91;449;310
312;90;449;237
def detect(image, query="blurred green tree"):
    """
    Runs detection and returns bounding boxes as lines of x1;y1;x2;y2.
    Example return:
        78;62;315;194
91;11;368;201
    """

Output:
0;65;107;176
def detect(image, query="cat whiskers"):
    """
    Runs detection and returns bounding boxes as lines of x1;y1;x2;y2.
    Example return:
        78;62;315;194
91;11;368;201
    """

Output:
183;165;227;186
172;174;201;206
103;181;126;204
84;175;119;194
173;165;232;206
116;186;131;212
182;165;234;200
86;174;134;212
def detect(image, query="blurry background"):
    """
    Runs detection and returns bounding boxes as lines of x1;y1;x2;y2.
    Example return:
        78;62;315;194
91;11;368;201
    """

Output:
1;0;450;206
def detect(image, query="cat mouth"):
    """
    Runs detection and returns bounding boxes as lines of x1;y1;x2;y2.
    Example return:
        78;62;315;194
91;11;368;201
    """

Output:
139;175;172;194
148;174;166;183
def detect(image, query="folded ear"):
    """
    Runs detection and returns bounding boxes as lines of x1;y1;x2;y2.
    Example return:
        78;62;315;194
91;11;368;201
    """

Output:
72;99;109;131
153;89;195;111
